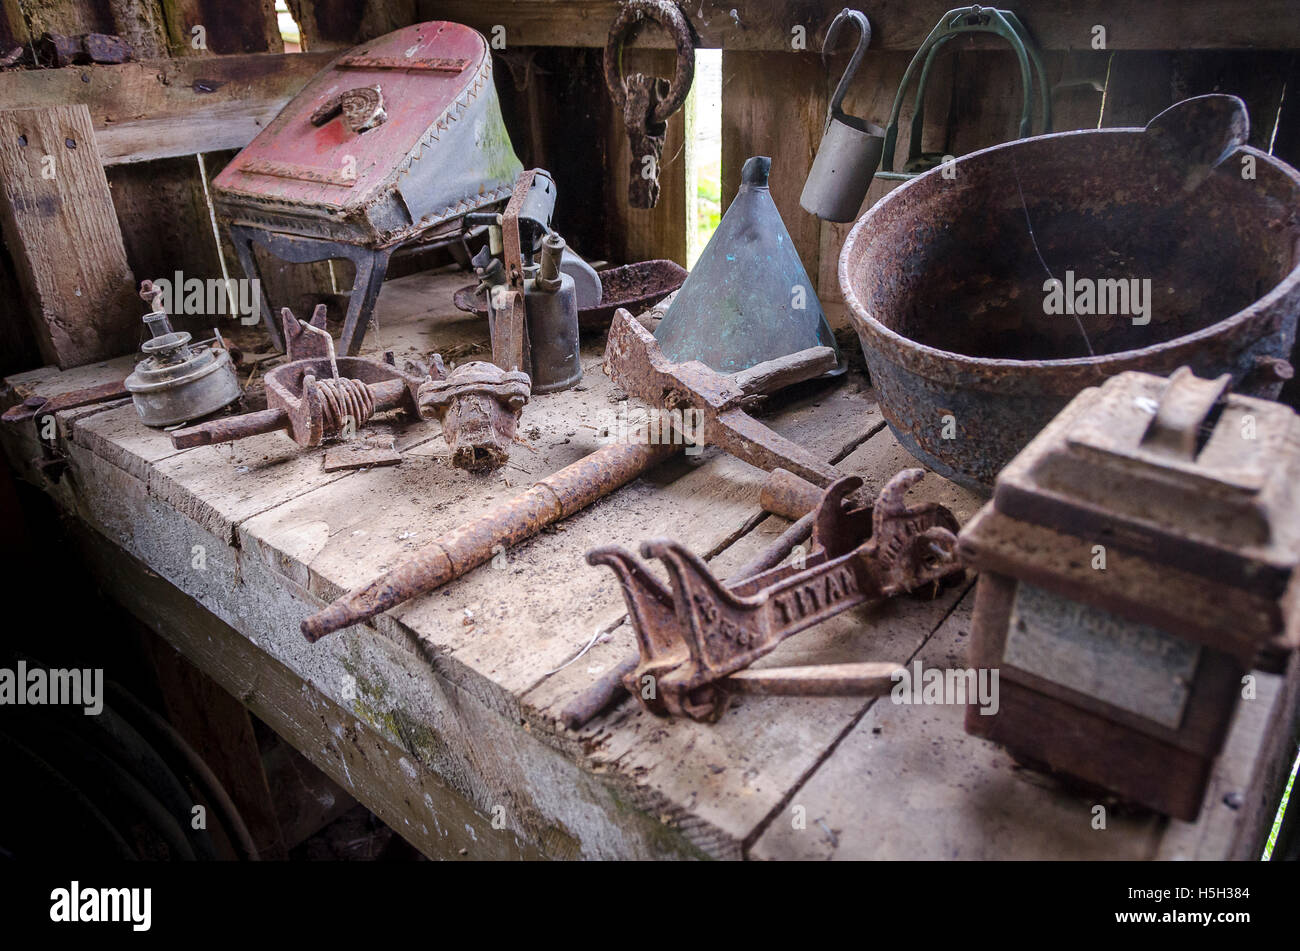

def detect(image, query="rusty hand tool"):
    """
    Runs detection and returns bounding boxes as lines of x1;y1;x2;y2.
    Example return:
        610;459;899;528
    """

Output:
605;307;844;488
170;306;424;450
589;470;962;722
604;1;696;208
300;331;840;642
559;507;818;729
3;379;129;425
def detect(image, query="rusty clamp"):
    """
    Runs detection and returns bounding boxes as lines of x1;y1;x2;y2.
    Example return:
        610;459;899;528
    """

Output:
170;305;424;449
604;0;697;208
590;470;962;721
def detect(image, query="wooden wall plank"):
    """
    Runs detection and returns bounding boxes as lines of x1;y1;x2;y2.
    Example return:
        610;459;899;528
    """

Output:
720;50;826;290
288;0;418;50
0;104;138;367
159;0;283;56
0;51;334;165
419;1;1300;52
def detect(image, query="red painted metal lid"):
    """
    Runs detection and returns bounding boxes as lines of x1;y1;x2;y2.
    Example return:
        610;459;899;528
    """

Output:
213;22;498;212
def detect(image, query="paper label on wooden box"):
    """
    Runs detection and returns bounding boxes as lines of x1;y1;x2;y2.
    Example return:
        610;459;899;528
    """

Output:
1003;583;1199;728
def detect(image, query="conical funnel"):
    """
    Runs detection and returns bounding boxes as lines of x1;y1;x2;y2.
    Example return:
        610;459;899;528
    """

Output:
655;156;842;375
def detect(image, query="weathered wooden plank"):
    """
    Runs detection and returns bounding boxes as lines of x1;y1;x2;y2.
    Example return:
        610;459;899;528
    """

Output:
72;519;546;860
417;0;1300;51
159;0;283;57
748;587;1172;859
0;51;334;164
289;0;419;50
9;265;1291;860
721;50;826;290
0;105;139;368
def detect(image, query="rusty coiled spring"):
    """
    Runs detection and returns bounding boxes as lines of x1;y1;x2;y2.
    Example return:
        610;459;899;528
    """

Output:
314;376;375;434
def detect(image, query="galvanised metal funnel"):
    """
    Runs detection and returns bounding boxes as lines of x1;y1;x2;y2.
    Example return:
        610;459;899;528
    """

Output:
655;156;842;375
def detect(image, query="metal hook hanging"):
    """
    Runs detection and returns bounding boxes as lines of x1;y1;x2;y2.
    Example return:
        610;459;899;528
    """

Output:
823;8;872;132
799;9;884;222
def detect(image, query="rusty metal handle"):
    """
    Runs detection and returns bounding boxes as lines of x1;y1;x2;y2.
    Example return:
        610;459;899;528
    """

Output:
171;408;290;449
603;0;696;123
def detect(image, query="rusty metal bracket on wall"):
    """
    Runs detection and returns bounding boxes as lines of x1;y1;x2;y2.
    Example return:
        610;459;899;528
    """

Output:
604;0;697;208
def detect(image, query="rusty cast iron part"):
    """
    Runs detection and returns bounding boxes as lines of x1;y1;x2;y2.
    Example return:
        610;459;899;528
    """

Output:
606;307;844;488
124;281;242;428
959;367;1300;819
560;505;819;729
212;22;523;355
417;359;531;472
589;470;962;722
170;305;423;450
302;439;678;641
604;0;696;208
310;85;387;134
840;94;1300;491
301;331;839;641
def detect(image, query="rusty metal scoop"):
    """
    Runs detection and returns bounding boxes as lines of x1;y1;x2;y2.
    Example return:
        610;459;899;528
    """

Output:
589;470;962;721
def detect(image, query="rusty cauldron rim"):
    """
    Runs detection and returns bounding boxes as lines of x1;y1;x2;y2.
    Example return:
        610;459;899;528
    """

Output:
839;129;1300;396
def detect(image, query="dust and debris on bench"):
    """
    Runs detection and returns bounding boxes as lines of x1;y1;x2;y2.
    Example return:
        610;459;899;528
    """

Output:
3;267;1295;861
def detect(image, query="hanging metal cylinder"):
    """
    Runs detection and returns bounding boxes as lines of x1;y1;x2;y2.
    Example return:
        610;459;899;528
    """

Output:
799;9;884;223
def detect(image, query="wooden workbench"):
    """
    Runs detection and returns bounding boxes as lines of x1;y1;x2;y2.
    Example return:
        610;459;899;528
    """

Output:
3;268;1297;860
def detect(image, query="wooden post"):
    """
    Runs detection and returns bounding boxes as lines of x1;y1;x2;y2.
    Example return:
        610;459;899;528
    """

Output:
0;104;138;368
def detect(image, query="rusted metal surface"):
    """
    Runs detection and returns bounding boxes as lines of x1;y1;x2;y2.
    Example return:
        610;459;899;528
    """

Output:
589;470;962;721
170;306;423;450
309;86;387;134
213;21;522;353
455;259;686;330
840;94;1300;491
301;330;840;641
560;507;816;729
958;366;1300;820
606;307;842;487
3;379;129;425
417;360;530;472
604;1;696;208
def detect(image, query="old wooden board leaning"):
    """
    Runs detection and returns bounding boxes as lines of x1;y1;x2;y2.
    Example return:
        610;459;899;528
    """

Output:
2;268;1296;859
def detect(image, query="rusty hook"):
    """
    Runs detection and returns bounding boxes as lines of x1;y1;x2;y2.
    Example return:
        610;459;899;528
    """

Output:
603;0;697;125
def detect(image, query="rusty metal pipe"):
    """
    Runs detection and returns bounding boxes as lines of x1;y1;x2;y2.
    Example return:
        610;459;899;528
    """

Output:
171;407;291;448
301;440;677;641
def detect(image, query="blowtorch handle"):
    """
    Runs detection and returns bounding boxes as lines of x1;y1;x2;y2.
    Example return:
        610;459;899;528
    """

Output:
170;407;290;449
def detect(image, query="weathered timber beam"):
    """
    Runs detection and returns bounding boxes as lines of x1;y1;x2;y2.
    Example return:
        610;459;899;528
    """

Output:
0;51;334;164
419;0;1300;51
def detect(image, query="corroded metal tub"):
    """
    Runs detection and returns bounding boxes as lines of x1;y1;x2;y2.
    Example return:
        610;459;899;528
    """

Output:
840;95;1300;491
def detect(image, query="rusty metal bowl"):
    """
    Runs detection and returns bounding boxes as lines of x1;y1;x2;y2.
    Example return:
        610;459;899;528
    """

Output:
840;95;1300;491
